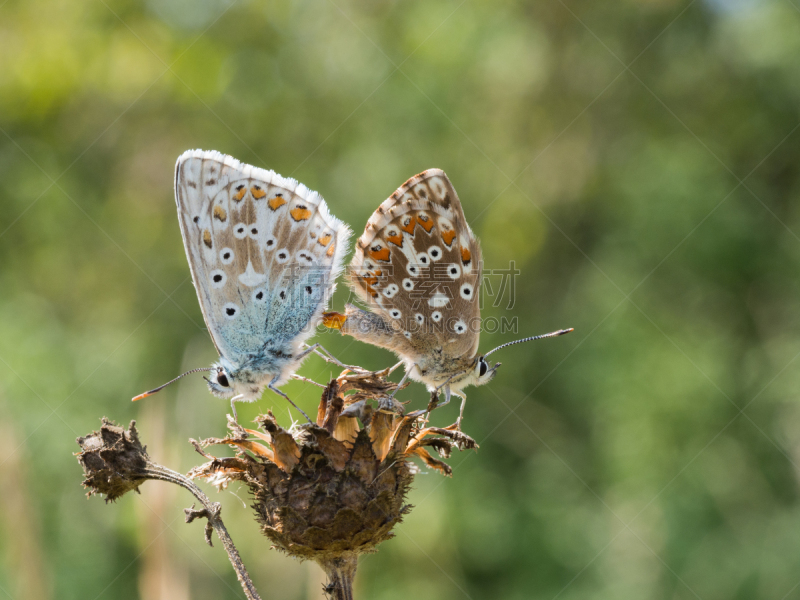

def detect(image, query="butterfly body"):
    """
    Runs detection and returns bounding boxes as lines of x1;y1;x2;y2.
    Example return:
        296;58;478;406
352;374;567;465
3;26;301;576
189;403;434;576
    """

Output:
337;303;493;393
173;150;350;410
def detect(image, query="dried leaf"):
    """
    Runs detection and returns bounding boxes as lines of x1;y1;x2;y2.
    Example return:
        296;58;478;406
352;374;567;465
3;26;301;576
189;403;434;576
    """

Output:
333;416;360;447
322;382;344;434
412;447;452;476
369;411;395;462
390;410;425;455
257;411;301;471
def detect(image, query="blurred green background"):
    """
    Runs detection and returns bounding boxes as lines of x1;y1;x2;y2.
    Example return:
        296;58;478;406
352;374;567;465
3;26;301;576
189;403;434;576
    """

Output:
2;0;800;598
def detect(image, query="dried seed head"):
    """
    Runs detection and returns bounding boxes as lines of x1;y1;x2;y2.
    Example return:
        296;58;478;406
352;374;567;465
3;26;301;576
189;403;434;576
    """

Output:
191;368;478;566
76;418;149;502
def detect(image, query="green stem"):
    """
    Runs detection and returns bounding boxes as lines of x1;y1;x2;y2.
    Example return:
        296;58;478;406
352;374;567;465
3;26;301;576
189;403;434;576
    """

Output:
317;555;358;600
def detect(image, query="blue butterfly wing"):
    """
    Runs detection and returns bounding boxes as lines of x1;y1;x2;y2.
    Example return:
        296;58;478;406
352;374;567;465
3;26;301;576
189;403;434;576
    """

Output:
174;150;350;370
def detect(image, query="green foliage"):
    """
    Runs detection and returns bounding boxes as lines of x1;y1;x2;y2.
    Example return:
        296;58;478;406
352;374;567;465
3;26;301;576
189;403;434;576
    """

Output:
2;0;800;598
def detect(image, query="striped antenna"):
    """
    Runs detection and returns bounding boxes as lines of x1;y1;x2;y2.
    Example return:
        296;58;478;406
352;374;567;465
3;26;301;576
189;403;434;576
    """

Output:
484;328;573;358
132;367;212;401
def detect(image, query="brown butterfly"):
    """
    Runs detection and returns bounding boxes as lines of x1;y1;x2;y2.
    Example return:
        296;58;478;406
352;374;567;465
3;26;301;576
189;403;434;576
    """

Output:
324;169;572;426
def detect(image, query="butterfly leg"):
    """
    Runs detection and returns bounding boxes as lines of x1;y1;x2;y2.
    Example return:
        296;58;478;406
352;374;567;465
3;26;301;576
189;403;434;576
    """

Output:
389;363;417;399
453;390;467;430
267;376;313;424
230;397;239;422
301;343;362;371
291;373;327;388
424;384;452;423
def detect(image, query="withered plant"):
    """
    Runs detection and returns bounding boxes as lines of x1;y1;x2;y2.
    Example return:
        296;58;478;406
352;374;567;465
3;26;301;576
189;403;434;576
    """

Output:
76;366;476;600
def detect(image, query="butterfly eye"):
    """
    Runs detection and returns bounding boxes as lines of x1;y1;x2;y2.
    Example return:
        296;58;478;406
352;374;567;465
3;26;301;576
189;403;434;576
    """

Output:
479;358;488;377
217;371;230;387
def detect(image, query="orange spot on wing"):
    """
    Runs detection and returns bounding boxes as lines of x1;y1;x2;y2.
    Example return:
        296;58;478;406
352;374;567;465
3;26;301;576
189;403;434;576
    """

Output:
363;275;378;286
233;186;246;201
386;232;403;246
374;269;382;277
203;230;212;248
319;233;332;246
368;246;391;262
460;246;472;265
268;196;287;210
417;214;434;232
365;283;378;299
251;186;267;199
322;312;347;330
290;206;312;221
399;216;417;234
213;205;227;222
326;244;335;257
441;229;456;246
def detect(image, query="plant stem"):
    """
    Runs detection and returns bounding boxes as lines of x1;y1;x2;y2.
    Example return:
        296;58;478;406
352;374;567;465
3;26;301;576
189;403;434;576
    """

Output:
318;555;358;600
143;464;262;600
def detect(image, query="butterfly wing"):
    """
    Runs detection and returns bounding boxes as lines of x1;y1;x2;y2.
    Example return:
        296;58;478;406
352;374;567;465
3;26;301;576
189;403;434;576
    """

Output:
349;169;482;363
175;150;350;365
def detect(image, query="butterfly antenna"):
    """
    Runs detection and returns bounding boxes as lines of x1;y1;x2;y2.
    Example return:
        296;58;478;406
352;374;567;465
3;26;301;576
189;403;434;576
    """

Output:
132;368;212;401
484;328;574;358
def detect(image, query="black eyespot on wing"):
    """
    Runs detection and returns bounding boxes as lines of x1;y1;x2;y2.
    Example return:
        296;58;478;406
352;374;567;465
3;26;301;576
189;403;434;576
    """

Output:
251;227;258;235
279;290;286;300
256;291;263;300
193;216;200;223
226;307;236;316
305;286;312;294
213;274;223;283
278;251;287;260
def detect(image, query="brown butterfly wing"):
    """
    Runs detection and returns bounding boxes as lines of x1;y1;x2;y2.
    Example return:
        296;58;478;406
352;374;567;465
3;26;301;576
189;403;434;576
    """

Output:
350;169;482;361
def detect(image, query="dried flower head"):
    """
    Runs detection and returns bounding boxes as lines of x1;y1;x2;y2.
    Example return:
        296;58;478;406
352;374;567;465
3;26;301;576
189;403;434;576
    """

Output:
76;418;150;502
190;368;477;568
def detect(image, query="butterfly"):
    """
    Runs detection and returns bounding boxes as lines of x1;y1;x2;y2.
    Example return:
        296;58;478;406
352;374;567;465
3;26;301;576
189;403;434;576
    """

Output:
323;168;572;426
133;150;351;421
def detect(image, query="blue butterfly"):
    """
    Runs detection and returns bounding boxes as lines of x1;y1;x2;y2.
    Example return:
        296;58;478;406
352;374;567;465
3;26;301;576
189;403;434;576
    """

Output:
134;150;351;420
